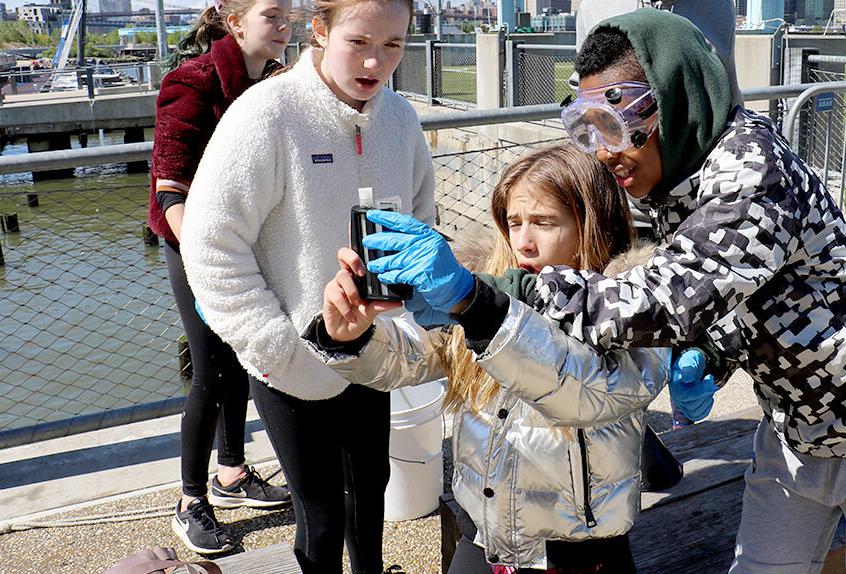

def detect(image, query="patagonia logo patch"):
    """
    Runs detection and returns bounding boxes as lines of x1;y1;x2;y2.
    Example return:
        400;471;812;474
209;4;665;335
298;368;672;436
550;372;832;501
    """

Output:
311;154;333;164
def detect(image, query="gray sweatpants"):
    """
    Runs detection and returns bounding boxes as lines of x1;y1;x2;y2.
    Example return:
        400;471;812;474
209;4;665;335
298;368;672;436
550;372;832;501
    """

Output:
729;418;846;574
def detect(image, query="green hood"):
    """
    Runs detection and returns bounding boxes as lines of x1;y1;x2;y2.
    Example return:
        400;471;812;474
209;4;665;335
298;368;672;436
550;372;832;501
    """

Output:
589;9;733;201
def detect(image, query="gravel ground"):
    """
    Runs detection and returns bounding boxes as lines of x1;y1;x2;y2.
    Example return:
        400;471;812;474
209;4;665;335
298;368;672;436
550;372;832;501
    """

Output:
0;461;442;574
0;370;757;574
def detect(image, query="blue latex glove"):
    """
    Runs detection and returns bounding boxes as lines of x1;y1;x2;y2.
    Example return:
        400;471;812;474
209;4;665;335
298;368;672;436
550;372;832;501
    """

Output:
669;348;719;422
405;289;456;328
363;210;474;313
194;299;208;325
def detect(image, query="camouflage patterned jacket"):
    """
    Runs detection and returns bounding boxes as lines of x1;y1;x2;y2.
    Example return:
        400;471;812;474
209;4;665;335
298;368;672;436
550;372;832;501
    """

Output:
532;107;846;458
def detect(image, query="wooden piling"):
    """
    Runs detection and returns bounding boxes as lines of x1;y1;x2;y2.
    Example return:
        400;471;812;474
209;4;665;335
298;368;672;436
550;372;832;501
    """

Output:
26;193;39;207
2;213;19;233
142;225;159;247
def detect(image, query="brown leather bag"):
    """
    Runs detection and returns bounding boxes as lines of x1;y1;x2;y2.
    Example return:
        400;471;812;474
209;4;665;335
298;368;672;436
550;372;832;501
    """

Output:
102;546;222;574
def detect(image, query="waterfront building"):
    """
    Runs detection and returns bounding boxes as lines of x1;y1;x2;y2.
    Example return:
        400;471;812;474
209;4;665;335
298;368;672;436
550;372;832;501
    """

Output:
16;1;63;34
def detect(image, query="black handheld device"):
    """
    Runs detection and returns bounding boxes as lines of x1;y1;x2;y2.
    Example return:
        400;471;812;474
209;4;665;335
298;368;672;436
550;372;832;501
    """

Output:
350;205;412;301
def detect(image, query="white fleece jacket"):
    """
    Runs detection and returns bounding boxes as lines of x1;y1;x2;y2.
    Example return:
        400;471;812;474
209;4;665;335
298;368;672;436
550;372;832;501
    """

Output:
180;48;436;400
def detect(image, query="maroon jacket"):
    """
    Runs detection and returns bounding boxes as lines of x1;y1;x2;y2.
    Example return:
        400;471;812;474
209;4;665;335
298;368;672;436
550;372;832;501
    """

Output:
147;34;281;244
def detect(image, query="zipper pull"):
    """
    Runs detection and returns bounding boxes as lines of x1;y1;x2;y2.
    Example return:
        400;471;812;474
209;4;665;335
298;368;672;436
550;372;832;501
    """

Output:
355;125;362;156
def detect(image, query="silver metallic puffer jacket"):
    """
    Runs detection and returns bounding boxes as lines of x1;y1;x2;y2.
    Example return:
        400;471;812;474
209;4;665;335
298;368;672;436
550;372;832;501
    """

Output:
306;296;670;568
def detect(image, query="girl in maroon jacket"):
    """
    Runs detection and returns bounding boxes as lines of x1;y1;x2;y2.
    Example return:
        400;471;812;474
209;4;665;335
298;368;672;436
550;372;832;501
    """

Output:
147;0;292;555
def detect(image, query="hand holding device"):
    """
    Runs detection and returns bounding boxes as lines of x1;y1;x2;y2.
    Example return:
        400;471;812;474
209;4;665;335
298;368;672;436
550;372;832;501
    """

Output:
362;210;474;313
322;247;402;342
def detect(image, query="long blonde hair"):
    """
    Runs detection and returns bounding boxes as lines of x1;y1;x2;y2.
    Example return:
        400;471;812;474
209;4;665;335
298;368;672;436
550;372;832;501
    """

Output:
441;142;635;414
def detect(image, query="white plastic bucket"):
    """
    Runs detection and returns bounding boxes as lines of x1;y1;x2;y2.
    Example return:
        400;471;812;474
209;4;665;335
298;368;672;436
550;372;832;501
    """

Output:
384;379;446;521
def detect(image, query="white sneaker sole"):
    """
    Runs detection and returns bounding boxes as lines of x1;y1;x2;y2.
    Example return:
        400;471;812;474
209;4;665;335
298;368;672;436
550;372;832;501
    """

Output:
208;491;292;509
170;516;233;555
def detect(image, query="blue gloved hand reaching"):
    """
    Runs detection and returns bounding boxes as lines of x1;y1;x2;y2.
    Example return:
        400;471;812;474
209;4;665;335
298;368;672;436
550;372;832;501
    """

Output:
363;210;475;313
669;348;719;422
404;289;457;328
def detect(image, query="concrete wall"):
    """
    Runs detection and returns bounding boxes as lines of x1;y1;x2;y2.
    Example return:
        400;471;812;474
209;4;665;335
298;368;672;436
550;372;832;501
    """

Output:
735;34;775;111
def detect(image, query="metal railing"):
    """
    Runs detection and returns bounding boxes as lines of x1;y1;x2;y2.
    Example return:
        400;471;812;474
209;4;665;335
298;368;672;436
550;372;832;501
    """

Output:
1;82;845;448
0;61;160;105
784;78;846;206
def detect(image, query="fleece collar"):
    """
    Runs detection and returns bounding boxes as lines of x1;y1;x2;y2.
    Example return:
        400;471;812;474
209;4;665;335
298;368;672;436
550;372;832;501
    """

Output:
288;47;385;132
211;34;253;102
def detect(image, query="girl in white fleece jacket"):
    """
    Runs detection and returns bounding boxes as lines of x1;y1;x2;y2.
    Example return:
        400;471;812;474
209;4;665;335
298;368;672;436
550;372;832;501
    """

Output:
179;0;434;571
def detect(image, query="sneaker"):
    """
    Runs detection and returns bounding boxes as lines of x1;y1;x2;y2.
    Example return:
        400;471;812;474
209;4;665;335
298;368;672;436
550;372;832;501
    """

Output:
171;497;233;554
209;466;292;509
672;412;695;429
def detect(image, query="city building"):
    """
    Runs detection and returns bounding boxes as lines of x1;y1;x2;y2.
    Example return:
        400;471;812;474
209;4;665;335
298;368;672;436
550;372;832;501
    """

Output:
745;0;785;29
803;0;834;23
16;1;64;34
0;2;6;20
832;0;846;28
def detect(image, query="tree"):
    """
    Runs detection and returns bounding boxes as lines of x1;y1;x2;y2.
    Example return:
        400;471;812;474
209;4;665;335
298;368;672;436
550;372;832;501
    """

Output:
0;21;35;46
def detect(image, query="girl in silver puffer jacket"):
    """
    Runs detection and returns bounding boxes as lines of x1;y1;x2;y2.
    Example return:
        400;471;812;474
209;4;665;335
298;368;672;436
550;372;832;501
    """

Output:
305;143;671;573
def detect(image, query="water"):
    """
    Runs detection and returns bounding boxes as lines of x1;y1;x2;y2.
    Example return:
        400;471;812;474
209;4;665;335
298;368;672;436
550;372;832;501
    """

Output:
0;131;185;433
0;125;534;436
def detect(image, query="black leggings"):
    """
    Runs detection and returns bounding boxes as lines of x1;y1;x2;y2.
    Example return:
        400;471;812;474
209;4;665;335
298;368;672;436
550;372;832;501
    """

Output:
250;378;390;574
165;241;249;498
447;534;637;574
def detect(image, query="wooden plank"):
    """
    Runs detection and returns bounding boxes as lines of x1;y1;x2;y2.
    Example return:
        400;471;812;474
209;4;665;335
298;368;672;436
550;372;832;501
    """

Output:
632;479;745;573
173;543;301;574
634;406;845;572
642;406;761;511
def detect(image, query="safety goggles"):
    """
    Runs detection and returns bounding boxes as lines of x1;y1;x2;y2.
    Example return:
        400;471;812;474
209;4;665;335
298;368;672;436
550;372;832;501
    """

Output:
560;82;659;154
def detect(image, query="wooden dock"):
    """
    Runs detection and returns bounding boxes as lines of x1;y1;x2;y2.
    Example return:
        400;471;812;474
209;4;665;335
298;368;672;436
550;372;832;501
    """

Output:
633;405;844;573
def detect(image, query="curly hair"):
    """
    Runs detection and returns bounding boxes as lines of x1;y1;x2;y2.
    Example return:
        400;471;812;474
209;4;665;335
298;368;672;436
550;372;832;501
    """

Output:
574;26;647;84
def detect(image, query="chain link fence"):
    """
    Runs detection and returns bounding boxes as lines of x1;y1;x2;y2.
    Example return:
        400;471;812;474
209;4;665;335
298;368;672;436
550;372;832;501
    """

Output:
434;44;476;107
393;43;428;98
0;175;186;438
508;44;577;107
0;134;559;444
3;81;846;446
433;135;560;236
